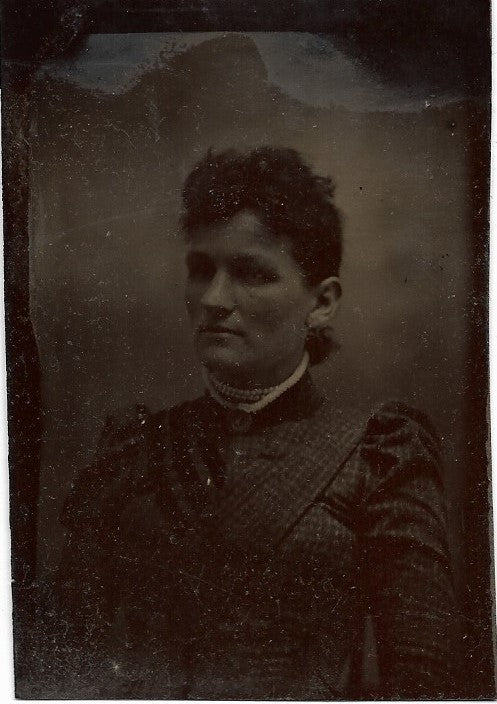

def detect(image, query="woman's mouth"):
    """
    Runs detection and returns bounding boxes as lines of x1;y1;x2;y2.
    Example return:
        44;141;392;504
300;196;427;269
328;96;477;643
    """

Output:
198;325;243;336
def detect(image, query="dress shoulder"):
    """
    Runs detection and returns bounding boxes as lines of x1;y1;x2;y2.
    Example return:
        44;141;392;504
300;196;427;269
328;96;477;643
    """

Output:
95;402;152;456
365;400;440;443
61;403;161;531
360;400;443;492
60;397;208;532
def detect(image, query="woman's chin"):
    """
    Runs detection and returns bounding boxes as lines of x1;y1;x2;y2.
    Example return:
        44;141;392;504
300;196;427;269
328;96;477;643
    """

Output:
198;348;245;382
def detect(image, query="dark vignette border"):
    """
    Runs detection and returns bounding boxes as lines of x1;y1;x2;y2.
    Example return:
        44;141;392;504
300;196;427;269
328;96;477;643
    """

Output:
1;0;493;698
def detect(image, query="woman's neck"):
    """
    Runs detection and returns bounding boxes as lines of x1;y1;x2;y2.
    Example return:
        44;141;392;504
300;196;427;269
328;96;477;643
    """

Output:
203;351;310;413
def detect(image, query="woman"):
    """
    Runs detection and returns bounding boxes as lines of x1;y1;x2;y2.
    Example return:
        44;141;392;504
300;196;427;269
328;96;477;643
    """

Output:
54;147;456;699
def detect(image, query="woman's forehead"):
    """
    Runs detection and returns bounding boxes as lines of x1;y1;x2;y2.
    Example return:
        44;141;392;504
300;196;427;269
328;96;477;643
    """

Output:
186;210;291;256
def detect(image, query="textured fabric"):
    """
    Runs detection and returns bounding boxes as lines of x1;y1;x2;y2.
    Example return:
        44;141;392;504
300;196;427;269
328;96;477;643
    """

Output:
41;374;456;699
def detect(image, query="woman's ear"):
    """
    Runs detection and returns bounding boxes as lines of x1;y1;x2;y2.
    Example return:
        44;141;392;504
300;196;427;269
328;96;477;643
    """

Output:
306;277;342;330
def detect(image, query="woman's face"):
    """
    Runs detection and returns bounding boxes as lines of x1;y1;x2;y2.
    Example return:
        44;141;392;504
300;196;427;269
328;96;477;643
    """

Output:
185;210;319;388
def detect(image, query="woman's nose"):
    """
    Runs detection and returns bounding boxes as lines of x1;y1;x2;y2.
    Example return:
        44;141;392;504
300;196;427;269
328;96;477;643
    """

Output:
201;270;234;312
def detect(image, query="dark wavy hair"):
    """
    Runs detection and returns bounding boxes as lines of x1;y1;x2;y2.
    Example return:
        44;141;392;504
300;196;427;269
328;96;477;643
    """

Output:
181;147;343;363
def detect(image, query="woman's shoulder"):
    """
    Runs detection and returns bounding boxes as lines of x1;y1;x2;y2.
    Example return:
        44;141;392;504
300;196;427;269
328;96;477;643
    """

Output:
61;397;206;530
363;400;439;439
315;394;443;494
316;391;440;454
351;399;444;498
360;400;441;461
95;396;208;450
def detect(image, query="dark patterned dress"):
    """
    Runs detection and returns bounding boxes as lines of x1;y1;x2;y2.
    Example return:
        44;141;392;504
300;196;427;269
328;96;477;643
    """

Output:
44;373;456;698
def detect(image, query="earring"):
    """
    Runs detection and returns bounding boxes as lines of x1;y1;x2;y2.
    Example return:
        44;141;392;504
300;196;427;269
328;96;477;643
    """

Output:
305;325;326;344
305;325;339;364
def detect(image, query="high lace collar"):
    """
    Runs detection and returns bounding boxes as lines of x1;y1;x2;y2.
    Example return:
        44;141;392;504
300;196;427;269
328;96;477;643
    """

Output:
202;352;310;413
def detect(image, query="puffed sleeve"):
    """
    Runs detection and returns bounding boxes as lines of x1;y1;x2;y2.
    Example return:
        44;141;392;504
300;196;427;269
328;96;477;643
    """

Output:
61;403;152;532
35;405;157;696
357;402;458;699
58;405;152;608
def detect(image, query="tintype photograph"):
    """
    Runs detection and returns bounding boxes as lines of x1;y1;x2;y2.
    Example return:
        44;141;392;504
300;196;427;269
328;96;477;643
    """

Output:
3;1;494;700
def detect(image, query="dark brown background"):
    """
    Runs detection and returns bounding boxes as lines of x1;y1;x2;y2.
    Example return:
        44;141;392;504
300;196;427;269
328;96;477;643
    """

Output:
3;2;493;697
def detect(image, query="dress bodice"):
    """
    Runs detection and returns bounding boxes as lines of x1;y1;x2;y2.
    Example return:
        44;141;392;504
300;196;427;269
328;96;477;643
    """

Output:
45;374;456;699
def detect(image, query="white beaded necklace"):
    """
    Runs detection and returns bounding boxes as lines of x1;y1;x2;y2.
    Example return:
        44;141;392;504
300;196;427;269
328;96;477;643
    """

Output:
203;351;310;413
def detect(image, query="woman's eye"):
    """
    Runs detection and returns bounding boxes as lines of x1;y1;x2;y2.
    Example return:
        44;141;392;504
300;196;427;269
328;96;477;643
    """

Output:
186;257;215;280
232;263;278;285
